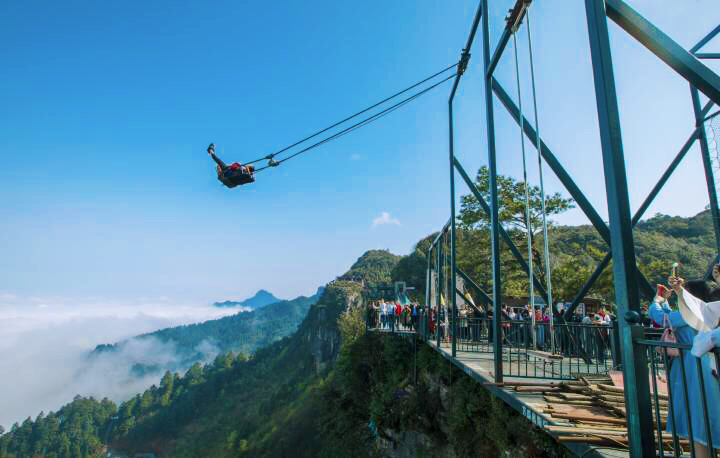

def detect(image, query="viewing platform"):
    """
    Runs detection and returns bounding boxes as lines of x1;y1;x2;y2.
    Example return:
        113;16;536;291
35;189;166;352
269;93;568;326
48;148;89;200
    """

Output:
370;319;700;457
428;339;628;458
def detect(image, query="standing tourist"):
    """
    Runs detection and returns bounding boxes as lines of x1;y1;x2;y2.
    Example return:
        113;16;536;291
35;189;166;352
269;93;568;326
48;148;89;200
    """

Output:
655;276;720;456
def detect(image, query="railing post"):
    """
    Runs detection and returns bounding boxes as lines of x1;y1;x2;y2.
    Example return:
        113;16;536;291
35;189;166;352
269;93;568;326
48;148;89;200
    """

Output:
584;1;654;455
426;245;432;315
481;0;503;384
611;317;622;368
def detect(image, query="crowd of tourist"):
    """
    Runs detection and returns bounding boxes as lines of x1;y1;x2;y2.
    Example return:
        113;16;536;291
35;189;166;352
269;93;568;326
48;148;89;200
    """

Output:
365;300;420;332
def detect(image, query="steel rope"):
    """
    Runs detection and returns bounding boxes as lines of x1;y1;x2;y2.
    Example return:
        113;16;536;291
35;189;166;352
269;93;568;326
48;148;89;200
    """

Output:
242;62;459;166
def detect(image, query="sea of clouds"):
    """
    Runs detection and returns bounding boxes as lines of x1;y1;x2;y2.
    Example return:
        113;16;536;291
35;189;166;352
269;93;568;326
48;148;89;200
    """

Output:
0;293;244;430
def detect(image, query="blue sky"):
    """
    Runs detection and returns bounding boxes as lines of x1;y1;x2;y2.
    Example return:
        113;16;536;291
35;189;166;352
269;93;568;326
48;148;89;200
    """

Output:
1;1;719;303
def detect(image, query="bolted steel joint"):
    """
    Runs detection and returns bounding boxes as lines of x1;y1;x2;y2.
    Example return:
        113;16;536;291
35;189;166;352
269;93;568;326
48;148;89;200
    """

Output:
458;49;471;76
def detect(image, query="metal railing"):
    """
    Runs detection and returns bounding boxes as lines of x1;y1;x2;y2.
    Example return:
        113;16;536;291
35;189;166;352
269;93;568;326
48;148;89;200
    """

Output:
634;337;720;457
366;309;420;334
414;312;623;380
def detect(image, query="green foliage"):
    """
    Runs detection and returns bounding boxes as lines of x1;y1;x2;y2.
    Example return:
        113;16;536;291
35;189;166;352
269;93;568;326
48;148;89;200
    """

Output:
456;166;574;298
0;396;116;458
100;282;361;457
448;166;716;304
320;333;568;457
390;234;436;303
547;213;716;302
342;250;402;286
459;165;574;234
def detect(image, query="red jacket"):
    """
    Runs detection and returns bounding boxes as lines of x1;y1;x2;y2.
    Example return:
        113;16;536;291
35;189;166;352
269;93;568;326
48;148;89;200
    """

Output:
395;303;402;316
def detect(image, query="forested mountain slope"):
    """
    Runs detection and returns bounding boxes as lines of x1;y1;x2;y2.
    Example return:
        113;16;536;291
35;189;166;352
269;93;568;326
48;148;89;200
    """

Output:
2;206;716;456
0;250;566;457
391;210;717;306
90;290;321;377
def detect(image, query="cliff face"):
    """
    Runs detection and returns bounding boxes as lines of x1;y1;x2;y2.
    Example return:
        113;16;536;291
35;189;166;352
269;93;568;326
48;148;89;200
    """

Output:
299;281;364;374
320;330;570;458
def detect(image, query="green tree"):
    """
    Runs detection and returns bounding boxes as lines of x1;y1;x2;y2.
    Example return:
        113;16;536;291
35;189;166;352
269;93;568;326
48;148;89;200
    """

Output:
457;166;574;298
458;165;574;233
185;362;204;385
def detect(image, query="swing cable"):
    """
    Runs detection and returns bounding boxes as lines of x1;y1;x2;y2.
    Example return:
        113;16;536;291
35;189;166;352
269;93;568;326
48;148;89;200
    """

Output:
512;29;538;350
252;71;457;172
526;8;556;353
242;62;459;167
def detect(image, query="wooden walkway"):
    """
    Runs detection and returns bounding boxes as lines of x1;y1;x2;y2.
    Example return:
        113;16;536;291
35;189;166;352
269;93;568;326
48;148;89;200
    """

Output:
427;340;630;458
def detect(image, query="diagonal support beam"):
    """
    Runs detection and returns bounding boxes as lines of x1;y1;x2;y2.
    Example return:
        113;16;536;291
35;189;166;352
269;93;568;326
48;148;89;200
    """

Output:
705;110;720;124
431;218;452;248
701;99;716;119
492;78;611;241
456;267;493;308
691;24;720;54
491;77;655;298
487;28;512;78
564;128;699;318
456;287;483;313
606;0;720;106
454;157;549;304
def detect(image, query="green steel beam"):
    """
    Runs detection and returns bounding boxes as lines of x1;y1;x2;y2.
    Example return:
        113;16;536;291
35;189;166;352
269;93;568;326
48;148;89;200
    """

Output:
481;0;503;383
456;267;493;307
586;1;655;454
690;24;720;54
449;101;458;358
606;0;720;106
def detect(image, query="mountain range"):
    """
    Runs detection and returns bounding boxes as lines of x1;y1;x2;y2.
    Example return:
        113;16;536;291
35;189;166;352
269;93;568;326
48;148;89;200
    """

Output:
90;288;323;378
1;209;717;457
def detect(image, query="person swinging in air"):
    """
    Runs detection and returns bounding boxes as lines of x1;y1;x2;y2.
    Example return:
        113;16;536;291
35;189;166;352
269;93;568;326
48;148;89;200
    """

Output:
207;143;255;188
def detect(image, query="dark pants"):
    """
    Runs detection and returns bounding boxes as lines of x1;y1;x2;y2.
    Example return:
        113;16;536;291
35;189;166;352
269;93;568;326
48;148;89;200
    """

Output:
211;153;227;169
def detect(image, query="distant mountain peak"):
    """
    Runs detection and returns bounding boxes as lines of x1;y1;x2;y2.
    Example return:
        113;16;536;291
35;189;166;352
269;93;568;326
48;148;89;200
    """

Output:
214;290;280;309
339;250;402;286
252;289;276;300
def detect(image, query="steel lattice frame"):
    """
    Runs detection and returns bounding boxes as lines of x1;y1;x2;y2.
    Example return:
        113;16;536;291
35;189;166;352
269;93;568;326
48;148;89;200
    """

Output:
424;1;720;456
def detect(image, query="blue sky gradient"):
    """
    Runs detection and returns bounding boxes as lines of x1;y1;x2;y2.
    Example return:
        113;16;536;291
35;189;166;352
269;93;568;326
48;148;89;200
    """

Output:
1;1;719;302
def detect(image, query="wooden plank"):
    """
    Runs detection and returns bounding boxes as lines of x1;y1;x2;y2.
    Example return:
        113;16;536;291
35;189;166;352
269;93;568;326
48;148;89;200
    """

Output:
550;413;626;425
513;386;563;393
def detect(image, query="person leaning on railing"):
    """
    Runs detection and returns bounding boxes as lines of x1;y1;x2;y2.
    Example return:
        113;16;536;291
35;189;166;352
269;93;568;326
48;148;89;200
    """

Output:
653;276;720;456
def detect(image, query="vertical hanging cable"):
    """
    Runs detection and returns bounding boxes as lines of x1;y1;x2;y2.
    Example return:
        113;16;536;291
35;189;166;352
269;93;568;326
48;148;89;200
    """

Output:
513;31;537;350
526;9;555;353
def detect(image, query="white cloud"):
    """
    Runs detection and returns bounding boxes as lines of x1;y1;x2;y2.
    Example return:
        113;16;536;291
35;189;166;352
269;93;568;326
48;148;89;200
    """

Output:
349;153;364;161
0;295;240;429
371;211;401;229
